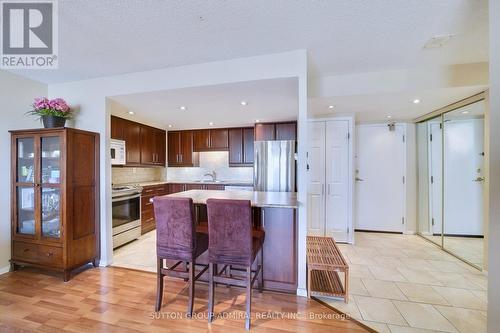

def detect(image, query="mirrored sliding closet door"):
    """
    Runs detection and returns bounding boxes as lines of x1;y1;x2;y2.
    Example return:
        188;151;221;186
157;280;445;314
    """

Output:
417;98;486;269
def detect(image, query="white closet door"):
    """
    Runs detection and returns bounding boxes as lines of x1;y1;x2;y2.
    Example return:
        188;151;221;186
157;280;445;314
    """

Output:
325;120;350;242
307;121;326;236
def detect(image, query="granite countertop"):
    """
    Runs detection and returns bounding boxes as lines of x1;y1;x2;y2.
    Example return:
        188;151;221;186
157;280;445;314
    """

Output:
129;180;254;187
164;189;298;209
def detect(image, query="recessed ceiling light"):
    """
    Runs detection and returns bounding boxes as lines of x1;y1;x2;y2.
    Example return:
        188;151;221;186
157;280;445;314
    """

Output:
168;124;173;128
179;106;187;111
462;111;470;114
209;122;214;126
241;101;247;106
413;99;421;104
128;111;135;115
328;105;334;109
387;115;392;119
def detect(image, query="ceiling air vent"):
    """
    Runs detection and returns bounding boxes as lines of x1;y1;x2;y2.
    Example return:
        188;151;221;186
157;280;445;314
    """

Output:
423;34;455;49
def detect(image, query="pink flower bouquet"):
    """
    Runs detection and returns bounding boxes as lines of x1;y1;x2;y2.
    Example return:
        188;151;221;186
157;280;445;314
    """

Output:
28;97;73;119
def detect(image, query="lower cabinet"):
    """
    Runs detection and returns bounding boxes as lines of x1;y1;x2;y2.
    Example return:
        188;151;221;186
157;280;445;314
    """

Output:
261;207;297;293
141;184;168;234
140;183;226;234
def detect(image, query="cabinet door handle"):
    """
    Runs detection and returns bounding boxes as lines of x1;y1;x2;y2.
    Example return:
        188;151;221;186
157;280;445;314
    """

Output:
176;154;179;163
180;154;183;163
262;209;265;228
47;252;53;257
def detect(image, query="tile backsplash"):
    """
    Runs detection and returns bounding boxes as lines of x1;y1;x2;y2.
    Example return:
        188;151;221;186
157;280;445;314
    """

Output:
112;167;163;185
166;151;253;182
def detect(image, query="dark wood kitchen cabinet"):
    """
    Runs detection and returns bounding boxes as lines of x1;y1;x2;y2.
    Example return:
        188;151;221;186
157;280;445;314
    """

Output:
141;126;166;166
123;120;141;165
275;122;297;141
111;116;165;167
254;123;275;141
255;121;296;141
168;131;199;167
10;128;100;281
141;184;169;234
193;129;228;151
261;207;297;292
228;127;254;167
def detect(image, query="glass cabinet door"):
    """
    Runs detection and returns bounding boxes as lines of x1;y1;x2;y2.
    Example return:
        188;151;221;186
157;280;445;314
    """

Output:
16;137;35;183
40;136;62;239
41;136;61;184
16;186;35;235
15;137;36;235
41;187;61;238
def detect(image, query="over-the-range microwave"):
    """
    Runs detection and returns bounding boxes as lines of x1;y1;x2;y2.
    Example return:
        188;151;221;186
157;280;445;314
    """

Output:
110;139;126;165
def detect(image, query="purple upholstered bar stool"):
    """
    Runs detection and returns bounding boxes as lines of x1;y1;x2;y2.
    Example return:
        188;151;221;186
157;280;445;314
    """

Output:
206;198;264;330
153;196;209;316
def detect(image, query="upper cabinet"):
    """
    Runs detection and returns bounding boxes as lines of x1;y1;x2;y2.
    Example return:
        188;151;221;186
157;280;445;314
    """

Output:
140;126;166;166
255;121;296;141
167;130;199;167
254;123;275;141
111;116;166;167
229;127;254;167
193;129;229;151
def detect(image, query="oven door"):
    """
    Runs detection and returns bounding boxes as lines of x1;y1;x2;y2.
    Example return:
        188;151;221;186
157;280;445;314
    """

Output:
112;194;141;235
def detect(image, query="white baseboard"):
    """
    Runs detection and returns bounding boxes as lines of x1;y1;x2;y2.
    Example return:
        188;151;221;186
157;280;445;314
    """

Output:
403;230;416;235
296;288;308;298
0;265;10;275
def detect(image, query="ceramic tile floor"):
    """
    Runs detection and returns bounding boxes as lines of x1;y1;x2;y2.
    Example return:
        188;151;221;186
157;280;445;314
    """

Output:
424;235;484;267
318;232;488;333
112;231;157;273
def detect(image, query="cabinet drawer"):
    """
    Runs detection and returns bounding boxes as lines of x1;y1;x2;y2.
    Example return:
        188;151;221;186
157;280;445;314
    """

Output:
142;207;154;221
37;244;63;267
13;241;38;261
13;242;63;267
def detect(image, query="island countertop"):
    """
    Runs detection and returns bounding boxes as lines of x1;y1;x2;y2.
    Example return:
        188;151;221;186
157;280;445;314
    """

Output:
163;189;298;209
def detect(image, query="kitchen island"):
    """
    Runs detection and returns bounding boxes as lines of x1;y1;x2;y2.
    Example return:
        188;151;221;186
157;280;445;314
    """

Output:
162;189;298;293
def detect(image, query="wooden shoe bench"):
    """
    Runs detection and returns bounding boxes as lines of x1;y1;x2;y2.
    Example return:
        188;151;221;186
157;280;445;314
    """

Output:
306;236;349;302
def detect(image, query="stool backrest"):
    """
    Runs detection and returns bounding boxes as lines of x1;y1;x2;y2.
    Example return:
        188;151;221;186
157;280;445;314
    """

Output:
206;198;253;266
153;196;196;260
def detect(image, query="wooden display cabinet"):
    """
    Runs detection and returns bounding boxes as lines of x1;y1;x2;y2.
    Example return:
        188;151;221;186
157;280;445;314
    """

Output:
10;128;100;281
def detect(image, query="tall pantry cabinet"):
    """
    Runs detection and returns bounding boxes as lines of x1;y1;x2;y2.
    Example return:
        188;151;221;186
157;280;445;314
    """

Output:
10;128;100;281
306;118;354;243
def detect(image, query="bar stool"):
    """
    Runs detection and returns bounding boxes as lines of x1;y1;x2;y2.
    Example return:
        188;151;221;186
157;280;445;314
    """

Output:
153;196;209;316
206;199;264;330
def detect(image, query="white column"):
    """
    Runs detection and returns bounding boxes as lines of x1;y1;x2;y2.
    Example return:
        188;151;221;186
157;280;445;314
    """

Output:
487;1;500;332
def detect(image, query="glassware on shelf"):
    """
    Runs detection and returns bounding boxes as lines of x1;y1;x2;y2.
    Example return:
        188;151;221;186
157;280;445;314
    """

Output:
17;187;35;235
41;136;61;184
17;138;35;183
41;187;61;238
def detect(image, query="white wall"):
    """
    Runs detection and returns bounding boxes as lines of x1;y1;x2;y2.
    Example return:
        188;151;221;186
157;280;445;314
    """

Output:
487;0;500;331
48;50;309;295
0;71;47;273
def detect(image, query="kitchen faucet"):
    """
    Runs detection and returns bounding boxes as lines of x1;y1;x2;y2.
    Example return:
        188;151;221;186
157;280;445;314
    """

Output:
203;170;216;182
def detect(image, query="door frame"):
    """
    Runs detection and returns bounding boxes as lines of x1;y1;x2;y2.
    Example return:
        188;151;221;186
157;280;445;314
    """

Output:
355;123;408;234
307;116;354;244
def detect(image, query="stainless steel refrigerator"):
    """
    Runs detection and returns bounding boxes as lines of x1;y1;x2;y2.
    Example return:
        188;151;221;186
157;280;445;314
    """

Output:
254;140;296;192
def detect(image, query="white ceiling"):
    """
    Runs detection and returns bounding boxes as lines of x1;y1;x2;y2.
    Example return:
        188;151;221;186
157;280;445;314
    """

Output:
309;86;487;122
109;78;298;130
11;0;488;84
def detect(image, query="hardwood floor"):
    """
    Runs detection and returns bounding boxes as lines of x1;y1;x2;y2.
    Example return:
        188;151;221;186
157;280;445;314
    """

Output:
0;266;367;332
